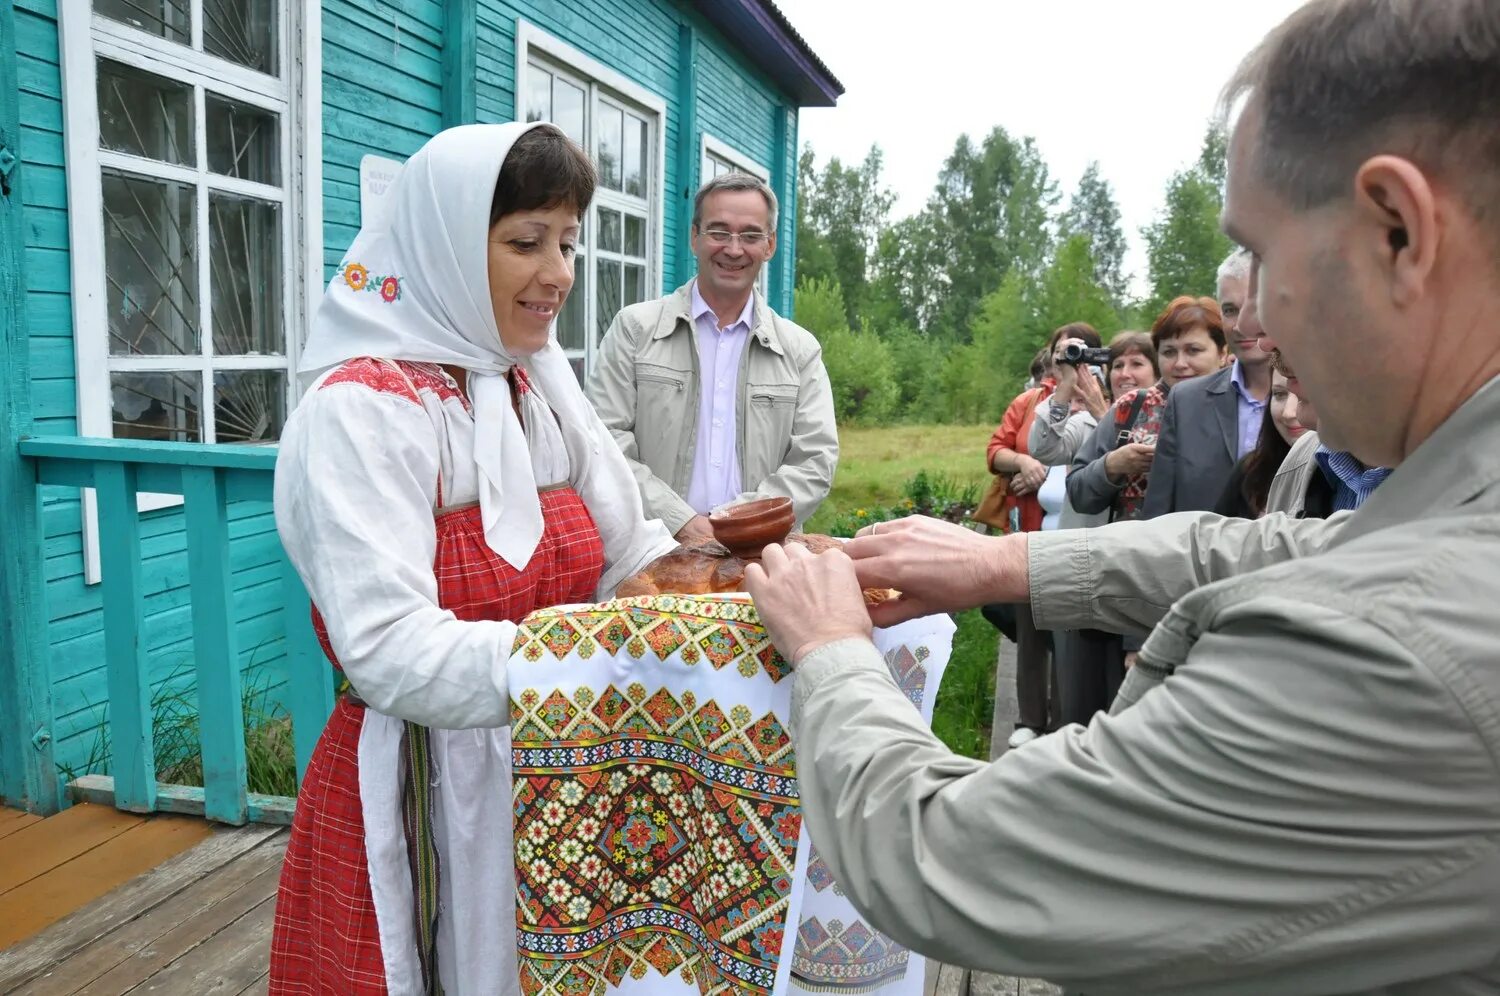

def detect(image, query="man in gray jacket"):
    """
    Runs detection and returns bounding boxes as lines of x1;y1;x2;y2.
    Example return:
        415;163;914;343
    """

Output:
586;174;837;541
743;1;1500;992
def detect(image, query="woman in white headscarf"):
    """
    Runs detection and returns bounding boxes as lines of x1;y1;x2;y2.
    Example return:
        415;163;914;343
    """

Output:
269;123;675;995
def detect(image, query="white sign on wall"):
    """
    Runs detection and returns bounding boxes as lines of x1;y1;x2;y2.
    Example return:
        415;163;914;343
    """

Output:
359;155;405;231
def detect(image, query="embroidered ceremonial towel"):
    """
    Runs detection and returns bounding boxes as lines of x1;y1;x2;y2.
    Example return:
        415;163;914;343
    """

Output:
509;594;956;996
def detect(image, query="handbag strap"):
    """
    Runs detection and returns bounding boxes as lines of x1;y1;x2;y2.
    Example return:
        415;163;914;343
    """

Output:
1116;389;1149;435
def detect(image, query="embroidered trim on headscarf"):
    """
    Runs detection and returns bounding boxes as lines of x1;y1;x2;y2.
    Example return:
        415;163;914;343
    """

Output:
340;262;402;302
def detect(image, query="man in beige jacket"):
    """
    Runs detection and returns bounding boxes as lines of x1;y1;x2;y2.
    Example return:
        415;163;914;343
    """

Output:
744;1;1500;992
586;173;836;541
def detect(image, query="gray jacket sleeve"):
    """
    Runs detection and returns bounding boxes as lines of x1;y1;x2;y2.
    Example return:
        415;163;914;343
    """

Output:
1065;410;1125;516
737;337;838;526
791;615;1499;993
1027;397;1096;466
585;309;698;535
1028;510;1349;635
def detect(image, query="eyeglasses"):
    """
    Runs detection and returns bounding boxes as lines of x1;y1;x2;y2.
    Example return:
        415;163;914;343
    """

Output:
699;229;768;247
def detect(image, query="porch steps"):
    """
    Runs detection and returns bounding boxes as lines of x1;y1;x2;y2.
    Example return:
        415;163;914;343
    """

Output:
0;819;284;994
0;804;214;951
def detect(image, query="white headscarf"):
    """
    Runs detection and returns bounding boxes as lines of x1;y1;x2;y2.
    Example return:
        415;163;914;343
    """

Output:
299;122;620;571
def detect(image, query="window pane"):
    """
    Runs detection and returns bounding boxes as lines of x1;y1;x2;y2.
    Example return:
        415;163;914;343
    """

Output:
95;0;190;45
112;371;201;442
203;0;278;76
558;260;587;352
554;78;585;145
103;170;199;356
624;214;645;257
210;193;284;356
596;104;623;191
598;208;621;254
214;369;285;442
525;66;552;124
623;113;646;197
96;59;194;166
206;94;280;184
624;263;645;307
596;261;621;343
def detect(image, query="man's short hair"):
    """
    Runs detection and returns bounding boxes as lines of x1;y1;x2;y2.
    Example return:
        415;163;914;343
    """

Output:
1217;247;1252;288
1222;0;1500;256
692;173;779;233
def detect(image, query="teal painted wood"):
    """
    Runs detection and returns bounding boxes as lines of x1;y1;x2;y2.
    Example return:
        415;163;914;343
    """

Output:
183;467;249;825
0;0;60;815
281;552;332;784
443;0;479;127
19;435;280;469
770;103;788;310
93;461;157;813
674;21;698;288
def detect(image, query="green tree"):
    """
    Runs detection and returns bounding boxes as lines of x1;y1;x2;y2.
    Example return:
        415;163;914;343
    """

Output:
1061;162;1129;308
925;129;1059;341
795;277;898;424
795;145;895;328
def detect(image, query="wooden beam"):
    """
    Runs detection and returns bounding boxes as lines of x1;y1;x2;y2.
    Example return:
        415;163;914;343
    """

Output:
442;0;478;128
69;775;297;825
675;21;699;289
0;0;58;815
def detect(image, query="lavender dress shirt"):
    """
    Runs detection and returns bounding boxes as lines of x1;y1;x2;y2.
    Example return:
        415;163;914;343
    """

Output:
684;281;753;514
1229;360;1267;459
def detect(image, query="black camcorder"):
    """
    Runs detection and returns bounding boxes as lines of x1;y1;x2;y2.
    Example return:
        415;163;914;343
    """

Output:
1060;342;1112;366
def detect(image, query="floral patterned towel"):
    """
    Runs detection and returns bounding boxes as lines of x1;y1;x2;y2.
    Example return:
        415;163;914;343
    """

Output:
508;594;954;996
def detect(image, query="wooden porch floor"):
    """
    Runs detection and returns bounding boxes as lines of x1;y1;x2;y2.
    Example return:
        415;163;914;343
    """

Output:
0;805;285;995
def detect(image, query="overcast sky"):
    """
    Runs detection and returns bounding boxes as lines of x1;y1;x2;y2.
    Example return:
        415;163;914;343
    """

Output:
775;0;1307;295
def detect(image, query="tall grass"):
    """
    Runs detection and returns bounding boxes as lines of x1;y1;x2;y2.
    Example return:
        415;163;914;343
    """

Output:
59;655;299;798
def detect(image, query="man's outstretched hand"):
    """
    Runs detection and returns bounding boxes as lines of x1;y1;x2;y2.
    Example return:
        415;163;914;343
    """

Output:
743;543;873;664
843;515;1028;627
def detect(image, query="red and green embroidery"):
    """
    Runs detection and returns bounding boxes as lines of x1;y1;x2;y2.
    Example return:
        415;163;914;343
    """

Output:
339;261;402;302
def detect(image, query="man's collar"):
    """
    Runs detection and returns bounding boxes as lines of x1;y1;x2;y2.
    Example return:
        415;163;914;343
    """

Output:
689;280;754;332
1228;359;1263;404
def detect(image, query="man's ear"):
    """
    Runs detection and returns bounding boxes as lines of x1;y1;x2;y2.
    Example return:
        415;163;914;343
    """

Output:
1353;155;1437;309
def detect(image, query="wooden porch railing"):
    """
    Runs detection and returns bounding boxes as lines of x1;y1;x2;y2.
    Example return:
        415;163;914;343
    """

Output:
17;436;330;825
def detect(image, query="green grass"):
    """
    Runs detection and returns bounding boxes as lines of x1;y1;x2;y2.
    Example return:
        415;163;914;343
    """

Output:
806;424;993;534
931;609;999;759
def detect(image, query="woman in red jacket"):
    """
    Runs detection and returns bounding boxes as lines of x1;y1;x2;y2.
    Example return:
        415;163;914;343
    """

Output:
986;322;1101;747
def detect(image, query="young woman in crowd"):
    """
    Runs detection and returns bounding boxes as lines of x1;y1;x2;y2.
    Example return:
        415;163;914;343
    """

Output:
1053;297;1228;728
1216;363;1319;518
985;322;1101;748
270;123;676;994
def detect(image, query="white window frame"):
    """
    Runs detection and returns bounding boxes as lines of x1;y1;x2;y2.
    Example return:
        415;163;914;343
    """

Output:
699;134;773;296
514;20;665;378
59;1;322;583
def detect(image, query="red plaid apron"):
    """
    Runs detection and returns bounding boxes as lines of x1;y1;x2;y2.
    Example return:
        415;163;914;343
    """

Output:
270;369;605;994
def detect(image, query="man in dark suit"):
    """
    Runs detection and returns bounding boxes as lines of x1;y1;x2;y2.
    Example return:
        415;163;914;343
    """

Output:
1144;249;1273;517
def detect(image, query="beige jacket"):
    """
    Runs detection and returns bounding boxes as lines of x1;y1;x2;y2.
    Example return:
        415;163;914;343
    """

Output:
1265;428;1323;517
585;283;837;534
792;376;1500;994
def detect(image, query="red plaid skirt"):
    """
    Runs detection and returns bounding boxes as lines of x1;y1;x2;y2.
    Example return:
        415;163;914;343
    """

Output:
269;489;605;994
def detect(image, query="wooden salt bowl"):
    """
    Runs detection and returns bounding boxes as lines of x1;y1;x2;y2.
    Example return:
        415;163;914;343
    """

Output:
708;496;795;559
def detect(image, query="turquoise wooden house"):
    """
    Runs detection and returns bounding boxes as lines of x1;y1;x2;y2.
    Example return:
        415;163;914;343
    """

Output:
0;0;841;820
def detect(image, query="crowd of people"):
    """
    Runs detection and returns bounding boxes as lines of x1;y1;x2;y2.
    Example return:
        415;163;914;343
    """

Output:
984;245;1395;746
267;0;1499;991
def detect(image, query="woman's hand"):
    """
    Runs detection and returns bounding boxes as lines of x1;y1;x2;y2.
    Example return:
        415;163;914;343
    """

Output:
844;516;1028;627
1009;455;1048;496
1105;442;1155;481
1072;364;1109;419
